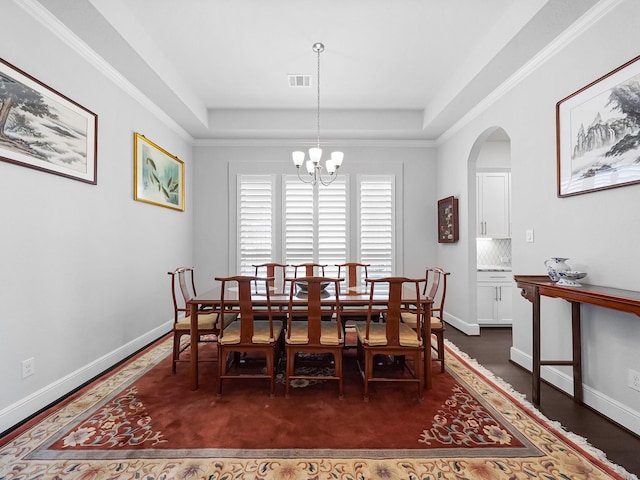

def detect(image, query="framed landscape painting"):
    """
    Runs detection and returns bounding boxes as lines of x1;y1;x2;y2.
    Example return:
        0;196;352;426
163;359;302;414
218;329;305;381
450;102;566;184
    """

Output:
133;132;184;211
0;57;97;184
557;54;640;197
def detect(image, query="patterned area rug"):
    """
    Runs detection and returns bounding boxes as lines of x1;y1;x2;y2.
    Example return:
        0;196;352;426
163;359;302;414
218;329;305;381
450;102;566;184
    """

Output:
0;336;636;480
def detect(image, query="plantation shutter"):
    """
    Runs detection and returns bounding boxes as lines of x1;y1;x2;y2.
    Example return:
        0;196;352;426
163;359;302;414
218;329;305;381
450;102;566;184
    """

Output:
284;178;314;266
318;177;347;277
238;175;274;275
359;176;394;277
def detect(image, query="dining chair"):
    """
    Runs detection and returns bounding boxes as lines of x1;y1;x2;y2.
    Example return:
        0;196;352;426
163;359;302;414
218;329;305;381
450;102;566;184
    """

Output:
293;263;326;277
253;262;289;290
167;267;237;374
284;276;345;398
335;262;371;347
354;277;425;401
215;275;284;397
401;267;450;373
336;262;370;288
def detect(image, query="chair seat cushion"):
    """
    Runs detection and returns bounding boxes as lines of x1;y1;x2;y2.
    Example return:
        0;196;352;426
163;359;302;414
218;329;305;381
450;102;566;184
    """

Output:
176;312;238;331
354;321;422;347
219;320;283;345
400;312;443;330
286;320;344;346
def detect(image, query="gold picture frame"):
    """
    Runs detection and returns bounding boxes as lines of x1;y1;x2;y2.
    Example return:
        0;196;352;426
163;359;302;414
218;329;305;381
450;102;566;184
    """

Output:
133;132;184;211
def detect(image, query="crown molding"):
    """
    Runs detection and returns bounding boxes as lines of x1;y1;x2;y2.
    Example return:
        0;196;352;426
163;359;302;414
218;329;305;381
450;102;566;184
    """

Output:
193;138;436;149
14;0;193;142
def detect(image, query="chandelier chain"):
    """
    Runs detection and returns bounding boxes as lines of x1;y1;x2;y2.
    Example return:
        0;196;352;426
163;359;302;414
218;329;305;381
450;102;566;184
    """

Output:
316;44;321;148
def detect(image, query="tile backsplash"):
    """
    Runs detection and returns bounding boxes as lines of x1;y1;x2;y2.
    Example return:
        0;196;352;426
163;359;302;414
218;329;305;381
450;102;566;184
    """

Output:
477;238;512;267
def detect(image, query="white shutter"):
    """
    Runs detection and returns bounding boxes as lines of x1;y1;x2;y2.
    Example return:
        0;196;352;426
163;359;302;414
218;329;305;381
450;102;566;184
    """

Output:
238;175;274;275
359;176;394;278
284;178;314;266
283;176;347;275
318;177;347;277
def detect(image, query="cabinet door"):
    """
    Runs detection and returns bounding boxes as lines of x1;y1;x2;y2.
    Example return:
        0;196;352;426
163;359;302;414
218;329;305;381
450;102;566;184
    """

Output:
477;284;497;325
497;283;513;324
477;173;510;237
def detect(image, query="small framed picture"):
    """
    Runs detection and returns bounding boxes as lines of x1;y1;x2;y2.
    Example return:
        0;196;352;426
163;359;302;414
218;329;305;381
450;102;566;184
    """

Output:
437;196;459;243
133;132;184;211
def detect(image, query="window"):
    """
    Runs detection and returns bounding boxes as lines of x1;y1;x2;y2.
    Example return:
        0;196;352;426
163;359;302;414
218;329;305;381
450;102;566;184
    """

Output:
283;176;347;276
237;175;274;276
359;176;394;278
236;172;396;277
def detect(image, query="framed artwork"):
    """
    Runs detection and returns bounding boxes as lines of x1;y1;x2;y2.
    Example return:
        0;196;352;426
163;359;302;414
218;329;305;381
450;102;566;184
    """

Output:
437;196;459;243
557;54;640;197
133;132;184;211
0;57;97;184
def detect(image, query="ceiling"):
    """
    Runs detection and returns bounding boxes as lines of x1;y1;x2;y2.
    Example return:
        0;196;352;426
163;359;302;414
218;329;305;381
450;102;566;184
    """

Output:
37;0;600;142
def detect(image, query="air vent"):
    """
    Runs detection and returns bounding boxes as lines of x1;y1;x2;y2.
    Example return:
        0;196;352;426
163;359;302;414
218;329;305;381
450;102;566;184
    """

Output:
288;74;311;87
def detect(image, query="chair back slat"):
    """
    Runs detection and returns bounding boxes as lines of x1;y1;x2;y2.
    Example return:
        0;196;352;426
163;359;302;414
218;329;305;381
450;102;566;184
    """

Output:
216;275;274;343
366;277;423;347
286;276;342;344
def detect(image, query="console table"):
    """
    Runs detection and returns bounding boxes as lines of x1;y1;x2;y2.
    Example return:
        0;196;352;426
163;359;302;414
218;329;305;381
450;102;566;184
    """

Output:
514;275;640;405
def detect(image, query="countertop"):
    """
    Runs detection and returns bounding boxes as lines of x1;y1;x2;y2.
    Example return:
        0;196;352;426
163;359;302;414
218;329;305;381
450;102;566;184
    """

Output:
477;265;512;272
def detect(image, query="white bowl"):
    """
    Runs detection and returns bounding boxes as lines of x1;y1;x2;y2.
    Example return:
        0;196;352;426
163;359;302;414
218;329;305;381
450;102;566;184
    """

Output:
556;270;587;280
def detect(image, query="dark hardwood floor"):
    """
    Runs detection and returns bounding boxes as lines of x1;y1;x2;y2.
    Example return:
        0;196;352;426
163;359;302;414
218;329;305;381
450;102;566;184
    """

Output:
445;326;640;476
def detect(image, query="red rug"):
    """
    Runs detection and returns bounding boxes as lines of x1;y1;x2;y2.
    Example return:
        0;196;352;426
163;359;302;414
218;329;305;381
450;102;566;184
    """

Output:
1;335;635;479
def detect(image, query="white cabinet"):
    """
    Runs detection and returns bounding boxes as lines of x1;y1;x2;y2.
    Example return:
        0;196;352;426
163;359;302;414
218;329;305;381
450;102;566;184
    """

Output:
476;172;510;238
477;271;513;326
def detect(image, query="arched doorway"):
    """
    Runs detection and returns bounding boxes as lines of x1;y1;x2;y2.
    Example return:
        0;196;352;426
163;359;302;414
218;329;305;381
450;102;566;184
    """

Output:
467;127;511;332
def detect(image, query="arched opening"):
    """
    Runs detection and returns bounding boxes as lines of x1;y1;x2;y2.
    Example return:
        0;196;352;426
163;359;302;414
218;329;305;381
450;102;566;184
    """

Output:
467;127;512;333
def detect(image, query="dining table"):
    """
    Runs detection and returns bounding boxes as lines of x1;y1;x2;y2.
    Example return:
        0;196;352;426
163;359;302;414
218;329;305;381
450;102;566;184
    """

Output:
186;281;434;391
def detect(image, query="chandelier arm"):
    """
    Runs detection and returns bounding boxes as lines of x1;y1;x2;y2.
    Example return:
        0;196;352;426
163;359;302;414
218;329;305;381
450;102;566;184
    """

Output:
296;167;314;184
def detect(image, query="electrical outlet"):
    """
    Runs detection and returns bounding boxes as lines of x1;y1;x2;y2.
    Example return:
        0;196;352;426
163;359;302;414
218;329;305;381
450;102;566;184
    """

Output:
629;369;640;392
22;357;35;379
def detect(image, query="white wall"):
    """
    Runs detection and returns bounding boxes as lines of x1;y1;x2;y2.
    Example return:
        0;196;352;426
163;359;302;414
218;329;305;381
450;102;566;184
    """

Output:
437;0;640;434
192;144;438;289
0;3;193;432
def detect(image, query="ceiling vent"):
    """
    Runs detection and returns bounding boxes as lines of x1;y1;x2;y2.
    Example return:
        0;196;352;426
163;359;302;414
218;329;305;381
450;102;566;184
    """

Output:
288;74;311;87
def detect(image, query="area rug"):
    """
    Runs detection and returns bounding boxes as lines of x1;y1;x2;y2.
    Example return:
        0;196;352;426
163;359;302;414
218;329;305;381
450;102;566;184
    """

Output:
0;336;636;480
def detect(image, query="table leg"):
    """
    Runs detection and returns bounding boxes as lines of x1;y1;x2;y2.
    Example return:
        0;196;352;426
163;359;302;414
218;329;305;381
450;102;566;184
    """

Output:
424;301;432;390
190;304;199;390
532;286;541;405
571;301;583;404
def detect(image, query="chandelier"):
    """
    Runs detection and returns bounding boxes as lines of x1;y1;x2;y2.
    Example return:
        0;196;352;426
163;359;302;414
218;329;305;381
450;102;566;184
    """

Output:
292;42;344;186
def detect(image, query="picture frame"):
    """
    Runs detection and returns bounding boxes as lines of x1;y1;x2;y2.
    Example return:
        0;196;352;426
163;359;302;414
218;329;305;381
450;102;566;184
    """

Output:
557;54;640;197
437;196;459;243
133;132;184;211
0;57;97;184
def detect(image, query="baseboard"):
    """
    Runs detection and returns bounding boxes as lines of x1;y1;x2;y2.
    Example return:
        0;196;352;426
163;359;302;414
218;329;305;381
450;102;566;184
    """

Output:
444;312;480;336
0;322;172;435
510;346;640;436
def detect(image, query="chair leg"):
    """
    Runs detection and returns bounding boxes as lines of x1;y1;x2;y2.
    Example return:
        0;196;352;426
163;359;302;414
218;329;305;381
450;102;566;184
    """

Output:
266;349;275;398
172;332;181;374
335;349;344;399
437;331;445;373
416;351;424;401
285;347;293;398
217;346;225;397
363;349;373;402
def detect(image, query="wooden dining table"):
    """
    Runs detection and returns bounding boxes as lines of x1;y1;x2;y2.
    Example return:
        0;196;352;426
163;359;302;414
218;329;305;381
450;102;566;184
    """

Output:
187;281;434;391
